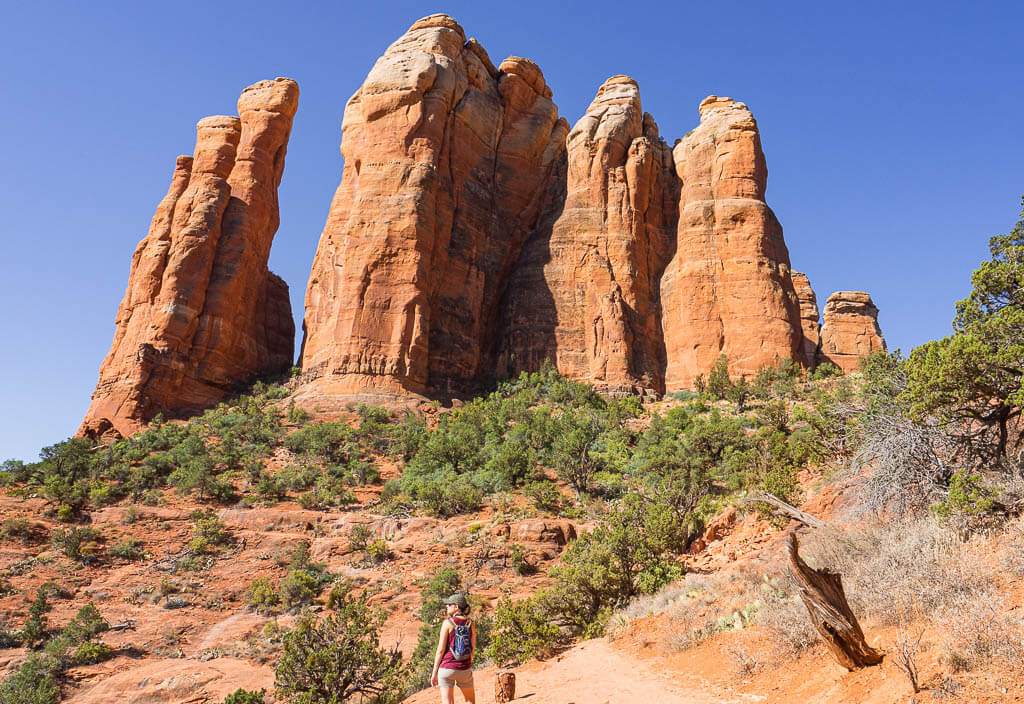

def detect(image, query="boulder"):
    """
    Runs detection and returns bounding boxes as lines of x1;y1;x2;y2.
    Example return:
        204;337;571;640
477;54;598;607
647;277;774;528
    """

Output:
660;96;803;389
497;76;678;395
79;78;298;438
818;291;886;372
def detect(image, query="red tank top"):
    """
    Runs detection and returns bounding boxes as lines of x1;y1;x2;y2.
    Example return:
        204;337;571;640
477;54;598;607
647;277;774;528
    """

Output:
439;615;472;670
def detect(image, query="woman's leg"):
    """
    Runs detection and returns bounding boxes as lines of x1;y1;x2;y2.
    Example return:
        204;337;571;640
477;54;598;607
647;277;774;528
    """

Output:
440;684;455;704
457;684;475;704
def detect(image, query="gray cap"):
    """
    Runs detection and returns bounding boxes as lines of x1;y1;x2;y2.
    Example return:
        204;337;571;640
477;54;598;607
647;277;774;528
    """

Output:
443;593;469;610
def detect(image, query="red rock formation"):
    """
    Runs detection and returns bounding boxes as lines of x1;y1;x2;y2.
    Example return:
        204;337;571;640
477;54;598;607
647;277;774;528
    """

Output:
792;271;821;369
497;76;678;395
660;96;803;390
818;291;886;372
300;14;566;399
79;78;298;438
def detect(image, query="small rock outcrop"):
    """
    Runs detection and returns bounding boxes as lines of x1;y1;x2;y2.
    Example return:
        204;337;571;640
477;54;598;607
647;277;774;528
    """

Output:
660;96;803;390
497;76;678;395
792;271;822;369
79;78;298;438
300;14;566;399
818;291;886;372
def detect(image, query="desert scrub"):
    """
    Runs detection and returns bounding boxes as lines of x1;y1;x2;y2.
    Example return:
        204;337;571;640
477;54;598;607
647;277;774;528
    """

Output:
280;570;320;610
0;518;45;544
188;511;232;554
223;689;266;704
110;538;145;561
365;539;391;564
51;526;103;562
248;577;280;614
488;593;561;666
275;593;408;703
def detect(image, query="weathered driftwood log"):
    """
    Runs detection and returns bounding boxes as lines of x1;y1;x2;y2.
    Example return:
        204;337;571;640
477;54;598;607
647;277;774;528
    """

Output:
494;670;516;702
787;532;883;670
745;491;826;528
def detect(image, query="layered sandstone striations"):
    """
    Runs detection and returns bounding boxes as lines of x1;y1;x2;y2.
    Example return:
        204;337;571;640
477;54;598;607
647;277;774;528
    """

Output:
818;291;886;372
660;96;803;390
792;271;821;368
300;14;567;398
79;78;298;438
497;76;678;394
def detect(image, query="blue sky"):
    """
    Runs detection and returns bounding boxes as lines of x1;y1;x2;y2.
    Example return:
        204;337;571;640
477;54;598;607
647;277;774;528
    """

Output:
1;0;1021;461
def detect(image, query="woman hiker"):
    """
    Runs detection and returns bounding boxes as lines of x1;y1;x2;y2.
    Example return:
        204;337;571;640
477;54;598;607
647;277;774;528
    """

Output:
430;592;476;704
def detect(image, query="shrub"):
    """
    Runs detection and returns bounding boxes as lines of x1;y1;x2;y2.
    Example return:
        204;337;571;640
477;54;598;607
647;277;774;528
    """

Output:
285;422;360;465
275;593;408;704
0;656;59;704
938;592;1023;671
383;475;483;518
280;570;319;610
255;471;288;501
249;577;280;614
545;500;684;634
21;584;53;648
366;539;391;564
509;543;530;575
223;690;266;704
348;524;372;553
706;354;733;400
70;641;113;666
488;593;561;666
524;480;562;513
51;526;102;562
110;538;145;561
0;518;45;545
296;476;357;510
188;512;232;554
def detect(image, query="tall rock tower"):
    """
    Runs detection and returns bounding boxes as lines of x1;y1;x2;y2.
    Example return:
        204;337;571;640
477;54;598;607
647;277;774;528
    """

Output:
660;96;803;389
497;76;678;395
79;78;298;438
300;15;567;399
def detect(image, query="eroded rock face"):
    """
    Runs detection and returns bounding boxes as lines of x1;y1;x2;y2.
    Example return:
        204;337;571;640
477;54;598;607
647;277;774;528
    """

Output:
792;271;821;368
300;14;567;398
819;291;886;372
66;658;273;704
496;76;678;395
79;78;298;438
660;96;803;389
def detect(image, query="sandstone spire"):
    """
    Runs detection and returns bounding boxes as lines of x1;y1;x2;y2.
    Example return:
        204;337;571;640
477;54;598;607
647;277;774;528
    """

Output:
497;76;678;395
660;96;803;389
299;14;567;399
818;291;886;372
792;271;822;369
79;78;298;438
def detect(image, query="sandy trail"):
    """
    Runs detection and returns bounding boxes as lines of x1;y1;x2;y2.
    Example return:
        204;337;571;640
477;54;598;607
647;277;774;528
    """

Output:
403;639;764;704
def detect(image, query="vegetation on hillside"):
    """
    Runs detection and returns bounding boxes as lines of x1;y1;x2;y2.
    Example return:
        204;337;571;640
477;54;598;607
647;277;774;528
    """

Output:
2;197;1023;703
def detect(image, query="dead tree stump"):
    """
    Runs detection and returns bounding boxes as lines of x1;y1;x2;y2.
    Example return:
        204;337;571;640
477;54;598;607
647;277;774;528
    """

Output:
494;670;516;702
787;532;884;670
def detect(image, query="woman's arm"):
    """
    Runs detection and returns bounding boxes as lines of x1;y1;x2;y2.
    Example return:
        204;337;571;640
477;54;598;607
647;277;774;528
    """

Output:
430;621;450;686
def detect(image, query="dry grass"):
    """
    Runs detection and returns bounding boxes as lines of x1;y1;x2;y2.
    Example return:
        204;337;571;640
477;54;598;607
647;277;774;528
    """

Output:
937;592;1023;672
797;518;988;626
752;576;818;655
722;642;758;677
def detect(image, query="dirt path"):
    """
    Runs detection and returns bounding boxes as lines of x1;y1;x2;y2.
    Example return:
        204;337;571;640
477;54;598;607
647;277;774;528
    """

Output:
403;639;764;704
